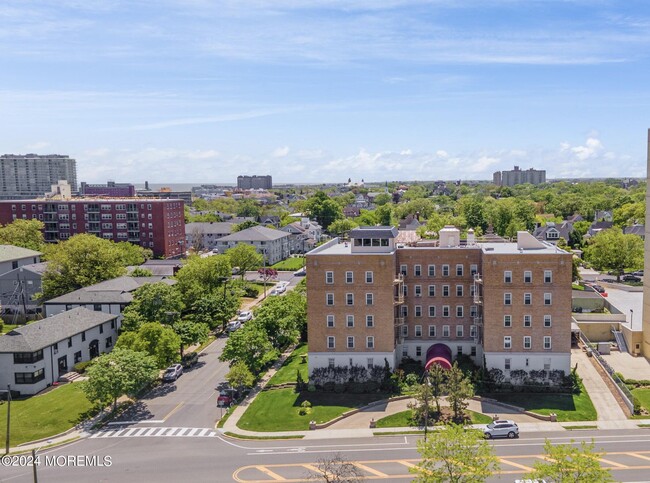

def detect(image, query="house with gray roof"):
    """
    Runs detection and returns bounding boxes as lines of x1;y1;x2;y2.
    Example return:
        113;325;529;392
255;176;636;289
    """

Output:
185;222;235;251
43;276;175;322
215;225;291;264
0;307;119;395
533;221;575;244
0;245;42;275
623;224;645;240
0;262;48;318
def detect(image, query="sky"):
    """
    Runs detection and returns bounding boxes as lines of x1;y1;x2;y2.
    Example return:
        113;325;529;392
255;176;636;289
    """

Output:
2;0;650;184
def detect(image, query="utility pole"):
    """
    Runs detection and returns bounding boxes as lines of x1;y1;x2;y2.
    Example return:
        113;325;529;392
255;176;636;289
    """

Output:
2;385;11;455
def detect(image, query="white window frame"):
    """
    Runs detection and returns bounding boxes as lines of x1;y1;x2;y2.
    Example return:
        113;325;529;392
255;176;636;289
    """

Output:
415;325;422;337
346;315;354;327
415;305;422;317
504;271;512;283
428;305;436;317
456;325;463;337
327;315;335;327
456;305;463;317
366;336;374;349
544;336;552;349
524;270;532;283
442;305;450;317
456;264;463;276
504;315;512;327
345;271;354;284
523;315;532;327
414;285;422;297
544;270;552;283
544;315;552;327
442;264;450;276
346;293;354;306
524;293;532;305
442;325;450;337
327;336;335;349
347;336;355;349
326;293;334;306
366;293;374;305
366;271;374;283
504;293;512;305
442;285;450;297
544;293;552;305
428;325;436;337
325;271;334;284
523;336;532;350
366;315;374;327
504;336;512;349
428;285;435;297
456;285;463;297
414;264;422;276
428;265;435;277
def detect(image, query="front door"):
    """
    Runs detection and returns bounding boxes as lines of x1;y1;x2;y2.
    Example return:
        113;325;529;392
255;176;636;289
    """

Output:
58;355;68;377
89;340;99;359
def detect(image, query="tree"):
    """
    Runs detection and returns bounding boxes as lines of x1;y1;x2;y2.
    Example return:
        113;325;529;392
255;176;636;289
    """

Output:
82;348;158;411
226;243;263;278
526;439;614;483
410;424;499;483
306;192;343;230
174;254;232;302
327;218;358;236
116;322;181;368
0;219;45;251
225;360;255;393
373;193;392;206
219;324;278;374
120;282;184;331
189;291;240;330
129;267;154;277
113;241;151;266
232;220;259;232
309;453;362;483
585;228;644;281
42;234;129;299
444;362;474;422
253;290;306;349
236;199;262;218
173;319;210;356
428;364;446;415
375;204;394;226
355;209;378;226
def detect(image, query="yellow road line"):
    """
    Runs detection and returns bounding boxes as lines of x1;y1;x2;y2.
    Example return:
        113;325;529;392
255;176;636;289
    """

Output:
256;466;287;481
629;453;650;462
162;402;184;422
499;458;534;471
598;457;629;469
353;462;390;478
397;460;417;468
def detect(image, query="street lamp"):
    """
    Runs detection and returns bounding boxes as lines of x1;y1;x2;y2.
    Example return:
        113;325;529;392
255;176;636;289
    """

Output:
630;309;634;327
1;385;10;454
31;439;52;483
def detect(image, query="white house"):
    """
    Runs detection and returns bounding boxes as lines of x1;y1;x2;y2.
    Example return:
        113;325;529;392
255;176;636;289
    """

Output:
215;226;291;265
0;245;42;275
0;307;119;395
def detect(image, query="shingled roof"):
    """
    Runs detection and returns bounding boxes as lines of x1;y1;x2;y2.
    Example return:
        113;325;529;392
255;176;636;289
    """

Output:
0;245;42;263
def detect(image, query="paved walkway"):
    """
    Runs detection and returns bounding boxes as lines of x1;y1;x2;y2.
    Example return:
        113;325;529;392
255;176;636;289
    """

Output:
603;351;650;380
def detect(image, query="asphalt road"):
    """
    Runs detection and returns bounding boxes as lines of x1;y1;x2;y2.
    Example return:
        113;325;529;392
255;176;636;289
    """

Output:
3;429;650;482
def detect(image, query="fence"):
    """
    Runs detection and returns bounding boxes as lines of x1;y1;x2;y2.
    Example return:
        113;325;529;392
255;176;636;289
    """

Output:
580;332;635;414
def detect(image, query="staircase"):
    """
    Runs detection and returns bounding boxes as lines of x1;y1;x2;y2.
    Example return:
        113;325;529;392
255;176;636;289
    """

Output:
59;372;83;383
612;329;629;353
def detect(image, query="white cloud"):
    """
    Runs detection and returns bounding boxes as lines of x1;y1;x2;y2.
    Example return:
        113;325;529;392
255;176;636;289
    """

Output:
271;146;290;158
25;141;50;150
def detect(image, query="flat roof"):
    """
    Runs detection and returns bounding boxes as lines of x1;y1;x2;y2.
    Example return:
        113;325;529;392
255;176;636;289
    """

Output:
479;242;567;255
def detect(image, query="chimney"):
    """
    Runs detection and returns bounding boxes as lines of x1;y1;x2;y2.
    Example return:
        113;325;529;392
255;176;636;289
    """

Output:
467;228;475;245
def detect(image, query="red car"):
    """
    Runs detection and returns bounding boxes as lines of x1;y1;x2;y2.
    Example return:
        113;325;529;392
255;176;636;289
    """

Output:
217;388;239;407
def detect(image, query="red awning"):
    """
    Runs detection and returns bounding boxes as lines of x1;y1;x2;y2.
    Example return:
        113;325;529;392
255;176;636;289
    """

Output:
424;343;452;371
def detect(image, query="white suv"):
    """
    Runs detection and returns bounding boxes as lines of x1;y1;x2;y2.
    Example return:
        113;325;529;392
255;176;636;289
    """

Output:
483;420;519;439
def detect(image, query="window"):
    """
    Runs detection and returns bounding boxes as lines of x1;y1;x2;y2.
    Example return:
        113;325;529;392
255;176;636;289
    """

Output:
470;305;477;317
504;336;512;349
414;264;422;276
442;285;450;297
544;270;552;283
94;304;102;312
325;271;334;284
523;315;531;327
505;358;511;370
366;315;374;327
456;305;464;317
428;285;435;297
470;264;478;276
401;305;408;317
327;315;335;327
347;336;355;349
326;293;334;306
346;315;354;327
524;271;532;283
415;305;422;317
414;285;422;297
74;351;82;364
366;293;374;305
504;315;512;327
524;293;532;305
442;325;450;337
428;325;436;337
504;293;512;305
345;271;353;283
470;325;477;338
471;346;477;356
415;325;422;337
401;325;408;337
544;293;552;305
328;358;335;368
428;265;435;277
416;346;422;357
442;264;450;276
470;285;475;297
456;264;463;276
99;324;104;334
442;305;450;317
13;350;44;364
14;369;45;385
544;336;552;349
366;336;374;349
68;337;72;348
53;343;58;354
523;336;532;349
106;337;113;348
367;358;374;369
456;325;463;337
544;315;552;327
402;285;408;297
428;306;436;317
366;271;374;283
81;331;86;342
457;346;463;355
402;346;408;357
400;264;407;276
327;336;335;349
346;293;354;305
456;285;463;297
504;271;512;283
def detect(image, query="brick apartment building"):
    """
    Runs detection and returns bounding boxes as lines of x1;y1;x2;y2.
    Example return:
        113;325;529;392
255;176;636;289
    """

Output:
0;199;185;258
306;226;572;380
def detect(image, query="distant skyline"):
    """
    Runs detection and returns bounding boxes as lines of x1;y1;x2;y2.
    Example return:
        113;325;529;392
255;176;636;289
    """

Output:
2;1;650;184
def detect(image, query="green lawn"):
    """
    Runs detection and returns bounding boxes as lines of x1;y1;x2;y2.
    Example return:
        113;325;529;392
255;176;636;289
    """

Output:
0;383;95;446
237;388;388;431
271;257;305;271
1;323;20;334
632;388;650;413
487;384;597;422
376;409;492;428
268;344;308;386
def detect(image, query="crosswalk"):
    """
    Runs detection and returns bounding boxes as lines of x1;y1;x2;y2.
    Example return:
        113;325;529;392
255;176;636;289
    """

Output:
89;427;218;439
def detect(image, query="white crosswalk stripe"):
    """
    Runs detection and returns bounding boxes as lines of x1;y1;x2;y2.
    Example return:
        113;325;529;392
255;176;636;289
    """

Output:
90;427;218;439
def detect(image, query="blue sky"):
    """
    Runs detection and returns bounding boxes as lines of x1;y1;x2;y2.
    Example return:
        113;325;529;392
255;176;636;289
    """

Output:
2;0;650;184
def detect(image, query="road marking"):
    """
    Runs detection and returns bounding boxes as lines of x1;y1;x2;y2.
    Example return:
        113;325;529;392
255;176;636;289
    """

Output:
397;460;417;469
598;457;629;469
163;402;184;421
353;462;389;477
629;453;650;462
256;466;286;481
498;458;533;471
90;427;217;439
107;419;165;425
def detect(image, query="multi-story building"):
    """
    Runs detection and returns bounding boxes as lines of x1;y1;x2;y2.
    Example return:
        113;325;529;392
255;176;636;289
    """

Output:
237;175;272;190
0;199;185;258
215;225;290;264
0;154;77;199
493;166;546;186
79;181;136;197
307;226;572;380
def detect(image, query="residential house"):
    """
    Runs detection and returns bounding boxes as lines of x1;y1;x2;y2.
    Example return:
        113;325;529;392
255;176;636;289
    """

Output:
281;218;323;254
533;221;574;244
0;245;42;275
215;226;291;265
0;262;47;316
185;222;234;251
343;205;361;218
586;221;613;238
0;307;119;395
129;259;184;277
258;215;281;227
398;214;422;231
624;224;645;240
594;210;613;222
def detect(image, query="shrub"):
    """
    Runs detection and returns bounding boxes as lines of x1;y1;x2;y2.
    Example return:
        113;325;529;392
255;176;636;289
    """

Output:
0;320;3;333
633;396;642;415
73;360;93;373
405;373;420;387
299;400;312;416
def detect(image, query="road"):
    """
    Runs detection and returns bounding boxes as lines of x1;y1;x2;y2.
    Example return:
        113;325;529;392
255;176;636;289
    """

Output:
3;429;650;482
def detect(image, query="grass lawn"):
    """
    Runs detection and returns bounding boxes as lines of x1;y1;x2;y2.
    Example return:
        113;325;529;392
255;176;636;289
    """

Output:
268;344;308;385
1;323;21;334
271;257;305;271
632;388;650;413
376;409;492;428
237;388;388;432
0;383;95;446
486;383;597;422
572;284;585;291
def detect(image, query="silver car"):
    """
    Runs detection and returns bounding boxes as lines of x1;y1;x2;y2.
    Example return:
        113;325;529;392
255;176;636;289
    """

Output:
483;420;519;439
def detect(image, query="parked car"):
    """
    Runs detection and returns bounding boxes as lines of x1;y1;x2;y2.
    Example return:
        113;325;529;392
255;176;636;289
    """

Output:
633;270;644;277
623;274;641;282
162;364;183;382
231;266;241;275
216;388;240;407
483;420;519;439
237;311;253;322
294;267;306;276
591;284;606;294
270;282;287;296
227;320;242;333
181;352;199;368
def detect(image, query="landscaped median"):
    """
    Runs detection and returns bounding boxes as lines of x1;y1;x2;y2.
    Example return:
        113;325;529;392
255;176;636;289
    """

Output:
376;409;493;428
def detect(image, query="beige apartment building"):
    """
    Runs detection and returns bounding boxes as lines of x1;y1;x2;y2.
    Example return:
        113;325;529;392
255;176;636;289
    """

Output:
307;226;572;380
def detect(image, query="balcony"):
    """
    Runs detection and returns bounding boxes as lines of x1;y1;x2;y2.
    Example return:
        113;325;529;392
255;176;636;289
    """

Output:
394;317;405;326
394;273;404;305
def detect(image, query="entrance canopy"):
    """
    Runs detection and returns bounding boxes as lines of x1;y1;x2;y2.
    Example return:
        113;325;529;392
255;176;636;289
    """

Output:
424;343;452;371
